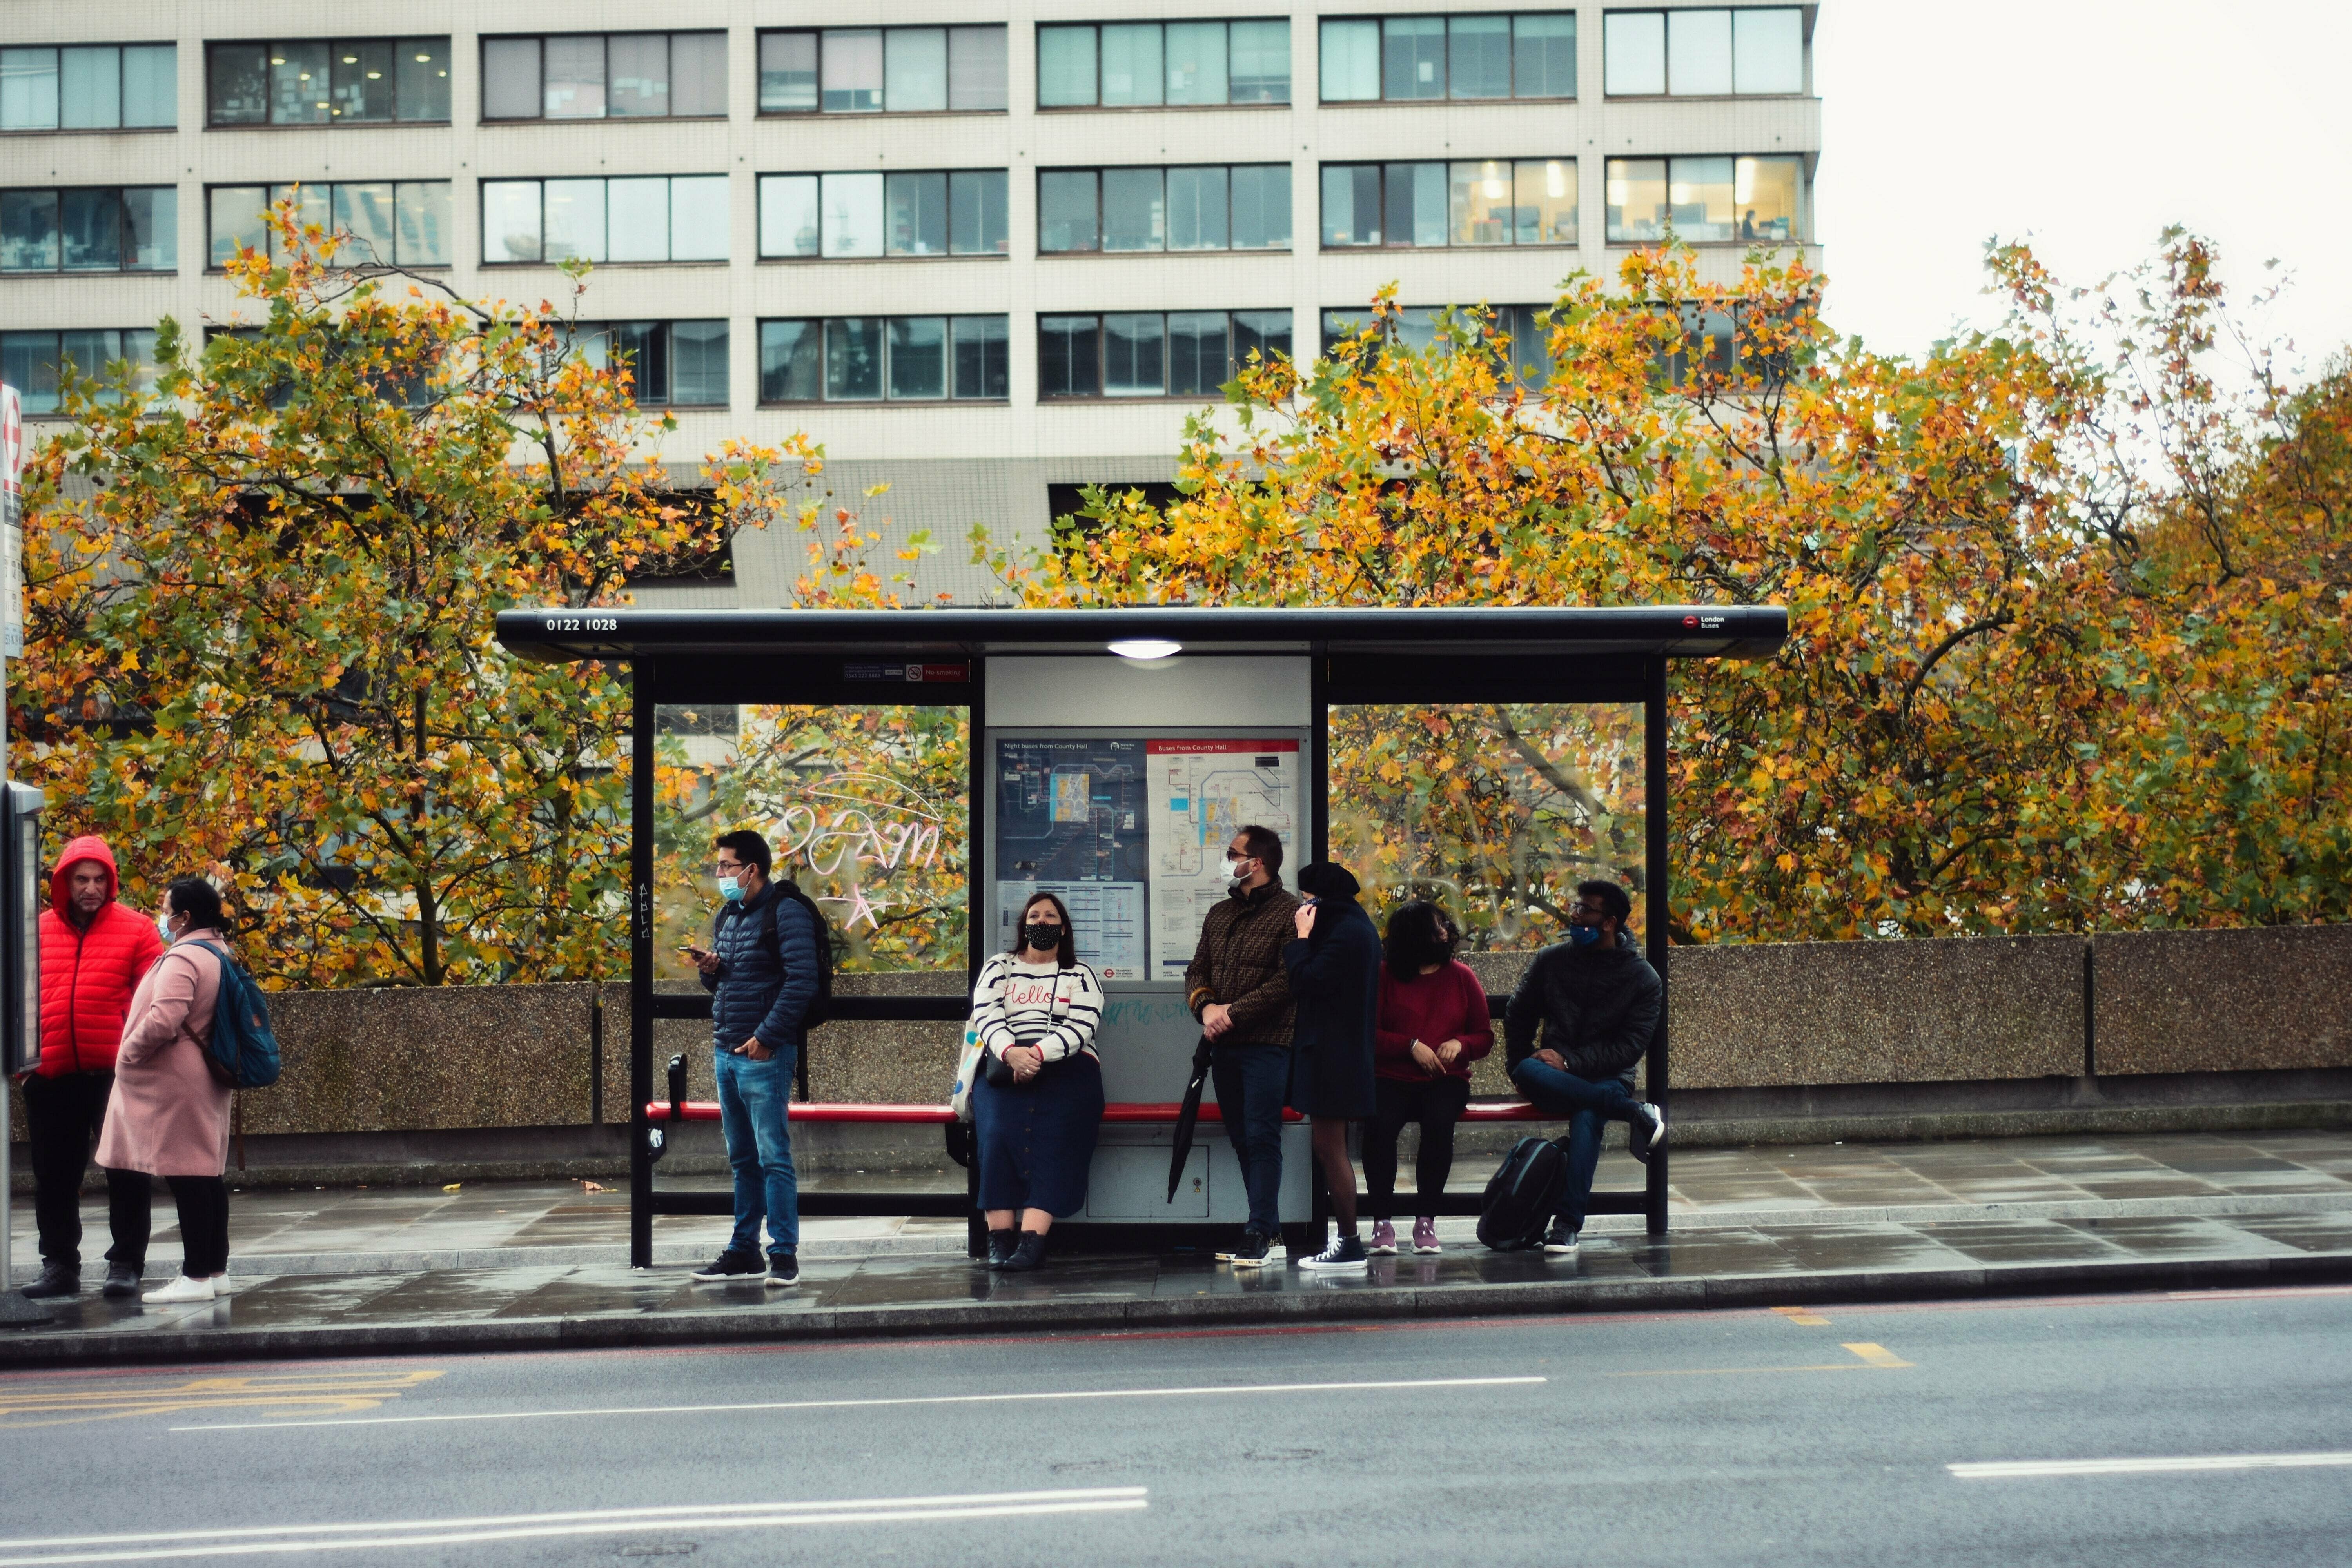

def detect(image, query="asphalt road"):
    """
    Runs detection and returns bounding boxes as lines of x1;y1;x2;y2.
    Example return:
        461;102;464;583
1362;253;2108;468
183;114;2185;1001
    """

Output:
2;1283;2347;1568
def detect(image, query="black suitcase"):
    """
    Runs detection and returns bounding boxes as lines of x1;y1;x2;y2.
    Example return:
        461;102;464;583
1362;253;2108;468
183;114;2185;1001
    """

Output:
1478;1136;1569;1251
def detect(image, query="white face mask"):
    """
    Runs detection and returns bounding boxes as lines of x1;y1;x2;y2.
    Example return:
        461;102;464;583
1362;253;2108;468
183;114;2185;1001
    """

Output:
156;914;176;944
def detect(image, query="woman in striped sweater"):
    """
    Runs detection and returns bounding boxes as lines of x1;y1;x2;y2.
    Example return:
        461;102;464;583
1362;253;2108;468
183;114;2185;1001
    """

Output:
969;891;1106;1272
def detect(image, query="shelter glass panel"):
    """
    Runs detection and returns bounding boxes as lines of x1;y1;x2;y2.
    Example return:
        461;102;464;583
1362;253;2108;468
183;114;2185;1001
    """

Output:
1327;702;1648;953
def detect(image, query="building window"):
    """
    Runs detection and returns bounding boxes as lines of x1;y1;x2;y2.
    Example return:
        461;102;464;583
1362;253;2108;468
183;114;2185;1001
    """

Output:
758;316;1009;403
207;181;451;268
1603;9;1803;96
1319;14;1574;102
479;33;725;121
481;176;727;264
1038;165;1290;254
0;186;175;273
0;328;159;413
206;38;449;125
759;171;1007;259
560;320;728;407
1037;20;1291;107
1321;159;1573;248
0;44;175;131
757;27;1007;114
1321;303;1551;384
1039;309;1291;398
1604;155;1800;243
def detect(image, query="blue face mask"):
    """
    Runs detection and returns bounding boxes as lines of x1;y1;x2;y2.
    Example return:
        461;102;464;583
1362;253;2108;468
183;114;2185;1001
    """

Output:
1568;922;1604;949
717;875;744;902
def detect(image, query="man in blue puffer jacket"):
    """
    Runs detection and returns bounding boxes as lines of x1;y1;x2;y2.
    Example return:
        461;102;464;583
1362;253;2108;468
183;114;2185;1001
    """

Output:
685;829;820;1289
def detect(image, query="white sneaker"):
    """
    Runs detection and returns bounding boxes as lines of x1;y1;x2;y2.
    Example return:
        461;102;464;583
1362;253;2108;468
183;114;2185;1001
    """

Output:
205;1274;234;1296
143;1274;216;1305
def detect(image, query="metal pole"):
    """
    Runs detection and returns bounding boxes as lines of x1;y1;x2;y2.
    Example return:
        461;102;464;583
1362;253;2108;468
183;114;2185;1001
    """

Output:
964;658;986;1258
1308;646;1329;866
1644;655;1671;1236
629;659;655;1269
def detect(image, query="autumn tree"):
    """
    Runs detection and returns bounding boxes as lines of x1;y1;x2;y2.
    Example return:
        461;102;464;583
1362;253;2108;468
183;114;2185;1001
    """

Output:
981;237;2348;941
13;205;913;986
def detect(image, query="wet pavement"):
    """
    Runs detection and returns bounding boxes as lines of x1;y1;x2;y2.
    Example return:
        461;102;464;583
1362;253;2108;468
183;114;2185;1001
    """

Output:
7;1131;2351;1361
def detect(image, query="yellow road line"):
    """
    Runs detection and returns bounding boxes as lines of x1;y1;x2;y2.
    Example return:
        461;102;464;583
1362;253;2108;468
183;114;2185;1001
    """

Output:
0;1370;442;1430
1608;1341;1912;1377
1772;1305;1832;1326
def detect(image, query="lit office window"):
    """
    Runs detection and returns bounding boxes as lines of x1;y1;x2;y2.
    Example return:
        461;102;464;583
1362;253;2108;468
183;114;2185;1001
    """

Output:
480;176;728;264
1603;9;1802;95
479;33;724;120
1039;165;1289;253
207;38;448;124
207;181;451;267
0;186;175;272
0;44;175;130
559;320;729;407
1037;20;1291;107
759;316;1009;403
759;171;1007;258
757;27;1006;113
1038;309;1291;398
1604;154;1800;243
1319;14;1574;101
1321;160;1574;247
0;328;160;413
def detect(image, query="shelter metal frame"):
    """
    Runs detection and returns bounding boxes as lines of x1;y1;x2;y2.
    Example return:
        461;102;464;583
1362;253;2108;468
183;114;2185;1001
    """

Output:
496;605;1788;1267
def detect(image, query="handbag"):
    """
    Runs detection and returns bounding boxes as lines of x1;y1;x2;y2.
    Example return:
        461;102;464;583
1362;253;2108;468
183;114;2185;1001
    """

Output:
978;966;1078;1091
950;1022;984;1122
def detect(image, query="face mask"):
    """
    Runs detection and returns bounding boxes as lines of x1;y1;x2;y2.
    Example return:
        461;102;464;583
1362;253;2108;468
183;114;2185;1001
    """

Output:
717;875;744;902
1022;922;1062;952
1568;922;1604;949
156;915;175;944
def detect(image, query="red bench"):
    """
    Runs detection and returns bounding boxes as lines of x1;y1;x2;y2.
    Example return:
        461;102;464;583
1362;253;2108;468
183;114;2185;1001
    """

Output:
644;1100;1554;1123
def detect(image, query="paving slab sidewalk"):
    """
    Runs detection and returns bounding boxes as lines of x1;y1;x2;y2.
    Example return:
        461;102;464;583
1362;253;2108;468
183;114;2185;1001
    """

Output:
6;1130;2351;1365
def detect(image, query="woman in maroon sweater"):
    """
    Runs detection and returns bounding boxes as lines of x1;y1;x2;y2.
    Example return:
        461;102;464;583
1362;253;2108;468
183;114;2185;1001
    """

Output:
1367;900;1494;1254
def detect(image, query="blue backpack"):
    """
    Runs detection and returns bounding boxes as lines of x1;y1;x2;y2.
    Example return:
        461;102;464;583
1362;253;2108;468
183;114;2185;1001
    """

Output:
185;941;282;1090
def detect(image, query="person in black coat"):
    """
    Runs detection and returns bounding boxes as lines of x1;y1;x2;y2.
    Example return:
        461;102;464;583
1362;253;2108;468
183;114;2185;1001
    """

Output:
1283;861;1382;1271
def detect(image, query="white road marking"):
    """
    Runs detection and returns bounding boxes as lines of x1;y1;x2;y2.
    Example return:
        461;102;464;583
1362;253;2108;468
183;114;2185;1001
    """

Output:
0;1489;1148;1566
1951;1451;2352;1479
171;1374;1545;1433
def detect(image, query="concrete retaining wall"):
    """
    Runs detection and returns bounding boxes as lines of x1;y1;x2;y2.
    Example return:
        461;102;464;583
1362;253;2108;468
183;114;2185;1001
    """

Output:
12;926;2349;1167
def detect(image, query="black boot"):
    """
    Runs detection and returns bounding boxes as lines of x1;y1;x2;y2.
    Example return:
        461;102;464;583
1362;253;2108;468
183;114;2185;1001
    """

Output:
999;1231;1048;1273
985;1228;1017;1268
21;1261;79;1299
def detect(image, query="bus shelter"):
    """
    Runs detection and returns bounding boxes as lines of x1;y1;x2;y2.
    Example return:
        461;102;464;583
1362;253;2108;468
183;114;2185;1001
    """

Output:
495;605;1788;1266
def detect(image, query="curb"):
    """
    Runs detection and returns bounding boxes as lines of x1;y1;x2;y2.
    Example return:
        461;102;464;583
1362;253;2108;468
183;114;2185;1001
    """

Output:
5;1250;2348;1368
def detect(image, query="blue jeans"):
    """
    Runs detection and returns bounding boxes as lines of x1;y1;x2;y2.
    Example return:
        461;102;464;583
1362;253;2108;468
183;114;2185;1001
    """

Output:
715;1045;799;1257
1509;1058;1644;1236
1211;1042;1290;1236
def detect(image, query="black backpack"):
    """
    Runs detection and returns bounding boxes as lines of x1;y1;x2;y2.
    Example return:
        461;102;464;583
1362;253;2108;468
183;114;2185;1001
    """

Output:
1477;1136;1570;1251
722;879;834;1030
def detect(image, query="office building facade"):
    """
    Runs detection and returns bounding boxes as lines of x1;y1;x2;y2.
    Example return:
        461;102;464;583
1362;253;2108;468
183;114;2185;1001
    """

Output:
2;2;1822;603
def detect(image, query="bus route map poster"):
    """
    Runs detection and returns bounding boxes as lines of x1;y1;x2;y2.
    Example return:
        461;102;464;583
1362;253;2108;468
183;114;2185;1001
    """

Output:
1145;739;1299;981
993;738;1149;978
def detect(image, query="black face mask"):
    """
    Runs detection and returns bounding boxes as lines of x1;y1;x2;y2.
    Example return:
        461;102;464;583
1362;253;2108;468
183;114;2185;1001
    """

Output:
1022;922;1063;953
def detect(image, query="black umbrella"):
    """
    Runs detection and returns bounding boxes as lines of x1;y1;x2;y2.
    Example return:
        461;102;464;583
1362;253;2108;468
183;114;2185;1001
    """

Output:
1166;1036;1214;1203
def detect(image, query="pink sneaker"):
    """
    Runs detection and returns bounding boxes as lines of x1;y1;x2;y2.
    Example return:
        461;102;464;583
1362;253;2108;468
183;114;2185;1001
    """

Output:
1412;1217;1441;1254
1367;1220;1398;1255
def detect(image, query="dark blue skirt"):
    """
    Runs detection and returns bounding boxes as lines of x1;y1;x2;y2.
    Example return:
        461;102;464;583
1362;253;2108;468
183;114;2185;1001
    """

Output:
974;1053;1105;1218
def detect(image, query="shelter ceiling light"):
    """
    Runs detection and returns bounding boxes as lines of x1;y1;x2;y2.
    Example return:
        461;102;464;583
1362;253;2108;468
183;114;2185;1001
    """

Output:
1107;638;1183;661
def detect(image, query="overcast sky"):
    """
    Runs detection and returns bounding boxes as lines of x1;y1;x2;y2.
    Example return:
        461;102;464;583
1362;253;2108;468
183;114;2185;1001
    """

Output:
1813;0;2352;377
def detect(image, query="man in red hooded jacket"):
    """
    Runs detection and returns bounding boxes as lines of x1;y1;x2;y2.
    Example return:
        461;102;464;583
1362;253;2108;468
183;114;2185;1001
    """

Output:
16;837;163;1299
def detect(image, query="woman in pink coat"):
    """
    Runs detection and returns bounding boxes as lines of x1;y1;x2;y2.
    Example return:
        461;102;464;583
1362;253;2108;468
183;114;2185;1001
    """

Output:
96;878;234;1305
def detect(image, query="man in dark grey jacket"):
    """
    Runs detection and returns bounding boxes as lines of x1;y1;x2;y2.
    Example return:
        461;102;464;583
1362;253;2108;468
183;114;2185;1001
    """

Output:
686;829;822;1289
1503;879;1666;1257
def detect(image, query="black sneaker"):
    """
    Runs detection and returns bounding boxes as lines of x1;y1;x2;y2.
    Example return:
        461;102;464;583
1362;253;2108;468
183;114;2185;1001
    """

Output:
102;1263;143;1298
20;1261;78;1299
1629;1103;1667;1164
1543;1220;1581;1255
764;1254;800;1290
690;1249;763;1282
998;1232;1047;1273
1299;1231;1369;1271
985;1229;1017;1269
1227;1229;1282;1269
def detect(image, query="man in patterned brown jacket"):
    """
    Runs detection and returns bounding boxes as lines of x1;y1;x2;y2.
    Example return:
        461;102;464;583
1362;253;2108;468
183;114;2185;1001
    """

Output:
1185;823;1300;1268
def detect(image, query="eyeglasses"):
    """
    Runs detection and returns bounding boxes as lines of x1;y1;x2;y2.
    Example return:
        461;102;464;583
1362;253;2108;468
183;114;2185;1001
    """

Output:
1224;849;1255;862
